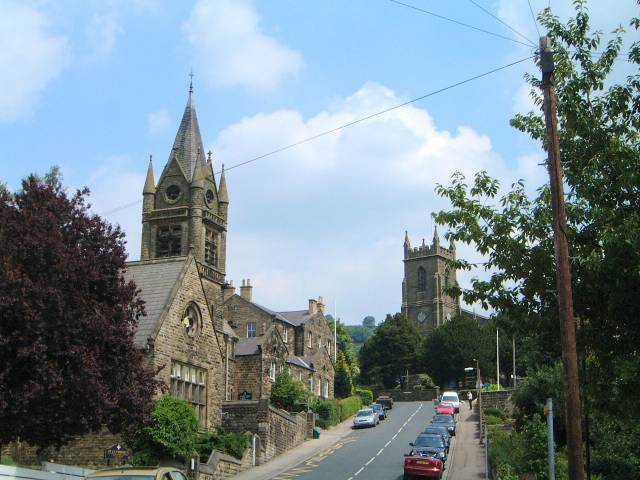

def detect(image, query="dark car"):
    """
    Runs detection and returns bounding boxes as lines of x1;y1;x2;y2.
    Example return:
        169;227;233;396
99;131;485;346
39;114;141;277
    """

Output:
372;403;387;420
431;414;456;436
409;434;447;465
422;425;451;453
376;395;393;410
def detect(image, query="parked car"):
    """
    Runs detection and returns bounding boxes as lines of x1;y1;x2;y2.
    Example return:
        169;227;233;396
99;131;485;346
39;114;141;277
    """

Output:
353;408;379;428
435;402;455;416
422;425;451;453
376;395;394;410
86;467;189;480
439;391;461;413
403;452;443;479
372;403;387;420
409;433;448;464
431;413;456;436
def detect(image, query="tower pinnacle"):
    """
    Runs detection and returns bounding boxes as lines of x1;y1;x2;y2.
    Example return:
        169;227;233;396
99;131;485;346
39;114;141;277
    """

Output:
143;155;155;194
404;230;411;248
218;164;229;204
432;225;440;247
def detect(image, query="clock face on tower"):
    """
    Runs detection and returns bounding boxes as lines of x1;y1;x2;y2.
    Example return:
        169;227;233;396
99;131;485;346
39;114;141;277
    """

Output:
417;311;427;323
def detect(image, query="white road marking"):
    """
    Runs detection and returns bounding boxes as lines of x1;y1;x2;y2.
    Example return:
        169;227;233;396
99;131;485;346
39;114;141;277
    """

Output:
392;433;398;440
365;457;375;466
376;448;384;456
354;467;364;476
385;440;391;447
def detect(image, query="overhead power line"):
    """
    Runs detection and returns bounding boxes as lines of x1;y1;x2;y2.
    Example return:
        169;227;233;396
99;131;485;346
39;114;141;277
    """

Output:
99;56;533;217
527;0;542;38
389;0;534;48
467;0;536;47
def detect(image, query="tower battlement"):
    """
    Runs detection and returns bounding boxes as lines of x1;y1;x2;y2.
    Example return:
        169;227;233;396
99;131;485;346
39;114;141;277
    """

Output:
404;243;455;260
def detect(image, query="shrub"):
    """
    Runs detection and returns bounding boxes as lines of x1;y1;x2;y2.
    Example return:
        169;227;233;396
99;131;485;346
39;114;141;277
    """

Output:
496;463;518;480
314;399;339;429
338;396;362;422
334;351;354;398
0;456;16;466
484;414;504;426
415;373;436;389
270;371;309;412
128;396;199;465
354;387;373;406
195;428;248;461
484;406;508;420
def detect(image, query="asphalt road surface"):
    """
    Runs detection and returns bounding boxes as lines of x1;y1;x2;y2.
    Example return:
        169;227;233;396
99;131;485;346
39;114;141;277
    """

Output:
271;401;447;480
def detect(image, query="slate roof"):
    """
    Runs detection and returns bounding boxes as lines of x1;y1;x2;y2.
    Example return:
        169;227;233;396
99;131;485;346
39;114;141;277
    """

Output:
250;301;296;326
277;310;313;326
171;89;206;181
235;336;264;356
287;355;313;371
123;258;187;347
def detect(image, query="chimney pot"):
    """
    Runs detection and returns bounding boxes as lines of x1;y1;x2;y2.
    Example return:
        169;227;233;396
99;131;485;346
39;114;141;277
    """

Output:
240;279;253;302
308;299;318;315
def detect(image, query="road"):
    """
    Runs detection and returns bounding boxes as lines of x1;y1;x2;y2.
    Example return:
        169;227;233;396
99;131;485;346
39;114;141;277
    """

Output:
271;402;447;480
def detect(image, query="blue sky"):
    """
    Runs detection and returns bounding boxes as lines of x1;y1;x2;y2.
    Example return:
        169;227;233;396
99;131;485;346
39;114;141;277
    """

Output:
1;0;637;325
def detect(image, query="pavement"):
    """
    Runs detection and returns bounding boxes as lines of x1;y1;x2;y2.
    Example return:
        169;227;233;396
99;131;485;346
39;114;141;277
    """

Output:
446;402;487;479
229;401;487;480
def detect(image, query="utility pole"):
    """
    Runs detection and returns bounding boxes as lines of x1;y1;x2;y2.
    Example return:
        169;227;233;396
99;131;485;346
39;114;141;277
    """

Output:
496;329;500;389
539;35;584;480
545;398;556;480
512;336;516;390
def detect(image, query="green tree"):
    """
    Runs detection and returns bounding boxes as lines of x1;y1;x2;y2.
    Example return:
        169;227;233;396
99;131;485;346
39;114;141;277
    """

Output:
334;351;354;398
128;396;198;465
362;316;376;329
359;313;420;388
270;370;308;412
433;2;640;419
326;316;357;373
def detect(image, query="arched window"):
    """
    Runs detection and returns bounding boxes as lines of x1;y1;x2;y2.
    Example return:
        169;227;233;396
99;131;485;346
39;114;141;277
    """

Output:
182;303;202;337
444;269;450;288
417;267;427;292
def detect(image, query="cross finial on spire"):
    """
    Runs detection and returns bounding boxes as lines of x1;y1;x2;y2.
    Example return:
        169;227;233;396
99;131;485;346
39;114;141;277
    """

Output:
207;150;212;162
149;154;152;163
189;70;194;93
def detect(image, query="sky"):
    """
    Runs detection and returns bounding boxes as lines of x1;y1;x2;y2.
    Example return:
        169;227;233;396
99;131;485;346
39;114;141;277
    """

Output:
1;0;637;325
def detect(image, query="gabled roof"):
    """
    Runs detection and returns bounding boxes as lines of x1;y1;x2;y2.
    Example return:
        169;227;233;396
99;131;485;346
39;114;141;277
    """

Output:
235;336;264;356
277;310;314;326
287;355;313;371
251;301;295;326
170;88;206;181
122;257;188;346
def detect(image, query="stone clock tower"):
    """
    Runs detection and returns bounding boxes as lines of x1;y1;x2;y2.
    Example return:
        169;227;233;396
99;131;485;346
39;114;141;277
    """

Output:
401;226;460;336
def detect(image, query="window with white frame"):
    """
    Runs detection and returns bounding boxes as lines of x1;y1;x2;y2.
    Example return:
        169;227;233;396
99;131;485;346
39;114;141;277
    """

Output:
269;361;276;381
282;327;288;343
308;375;314;391
316;378;321;396
322;379;329;399
307;331;312;348
298;371;303;381
247;322;257;338
170;361;206;425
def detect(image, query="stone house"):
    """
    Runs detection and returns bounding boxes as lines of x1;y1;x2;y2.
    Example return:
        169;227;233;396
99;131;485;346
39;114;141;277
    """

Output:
225;283;335;400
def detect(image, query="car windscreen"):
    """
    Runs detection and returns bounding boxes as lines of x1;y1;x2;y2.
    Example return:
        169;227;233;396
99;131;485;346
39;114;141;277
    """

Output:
432;415;454;424
442;395;458;402
424;427;447;436
414;435;444;448
357;410;372;417
372;404;381;410
89;476;155;480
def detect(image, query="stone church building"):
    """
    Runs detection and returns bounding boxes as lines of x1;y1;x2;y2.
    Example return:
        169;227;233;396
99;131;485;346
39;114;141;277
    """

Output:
401;226;487;335
3;86;335;468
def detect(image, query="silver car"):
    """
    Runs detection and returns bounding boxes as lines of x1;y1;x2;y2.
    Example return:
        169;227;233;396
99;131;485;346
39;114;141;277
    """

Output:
353;408;379;428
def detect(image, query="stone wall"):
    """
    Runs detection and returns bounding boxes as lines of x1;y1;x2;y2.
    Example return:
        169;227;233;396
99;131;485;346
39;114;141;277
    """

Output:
479;389;514;413
374;388;440;402
234;356;262;400
221;400;312;465
199;445;253;480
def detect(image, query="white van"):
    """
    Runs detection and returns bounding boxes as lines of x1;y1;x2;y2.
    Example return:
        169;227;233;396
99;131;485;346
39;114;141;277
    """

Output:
440;391;460;413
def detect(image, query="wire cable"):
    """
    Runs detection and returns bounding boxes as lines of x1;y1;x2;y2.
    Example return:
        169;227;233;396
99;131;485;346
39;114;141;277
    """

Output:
98;56;533;217
467;0;536;47
527;0;542;38
389;0;534;48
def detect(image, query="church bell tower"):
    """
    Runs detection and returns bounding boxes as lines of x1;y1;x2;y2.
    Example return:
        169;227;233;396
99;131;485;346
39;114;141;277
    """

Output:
401;225;460;336
139;83;229;290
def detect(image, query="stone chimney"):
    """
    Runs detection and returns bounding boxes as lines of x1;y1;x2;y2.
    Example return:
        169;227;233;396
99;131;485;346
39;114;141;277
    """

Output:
222;280;236;302
240;279;253;302
308;299;318;315
317;296;325;314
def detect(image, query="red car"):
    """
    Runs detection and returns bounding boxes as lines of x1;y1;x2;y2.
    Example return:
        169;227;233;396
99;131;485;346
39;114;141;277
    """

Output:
435;402;455;416
403;454;443;479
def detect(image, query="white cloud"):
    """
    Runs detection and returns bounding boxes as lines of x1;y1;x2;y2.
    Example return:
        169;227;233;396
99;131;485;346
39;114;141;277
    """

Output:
183;0;303;90
512;82;538;114
85;11;122;59
0;1;69;121
147;108;171;134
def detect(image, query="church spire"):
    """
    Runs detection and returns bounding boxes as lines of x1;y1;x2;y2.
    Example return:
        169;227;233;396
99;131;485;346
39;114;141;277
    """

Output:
404;230;411;248
432;225;440;247
218;164;229;204
143;155;155;194
169;81;205;182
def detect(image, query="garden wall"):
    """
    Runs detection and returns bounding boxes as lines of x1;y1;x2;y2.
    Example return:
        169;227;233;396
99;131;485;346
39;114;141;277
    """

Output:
374;388;440;402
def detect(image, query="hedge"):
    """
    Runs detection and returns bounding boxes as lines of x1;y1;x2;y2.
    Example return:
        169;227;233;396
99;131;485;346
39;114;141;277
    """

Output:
314;395;363;429
354;387;373;406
